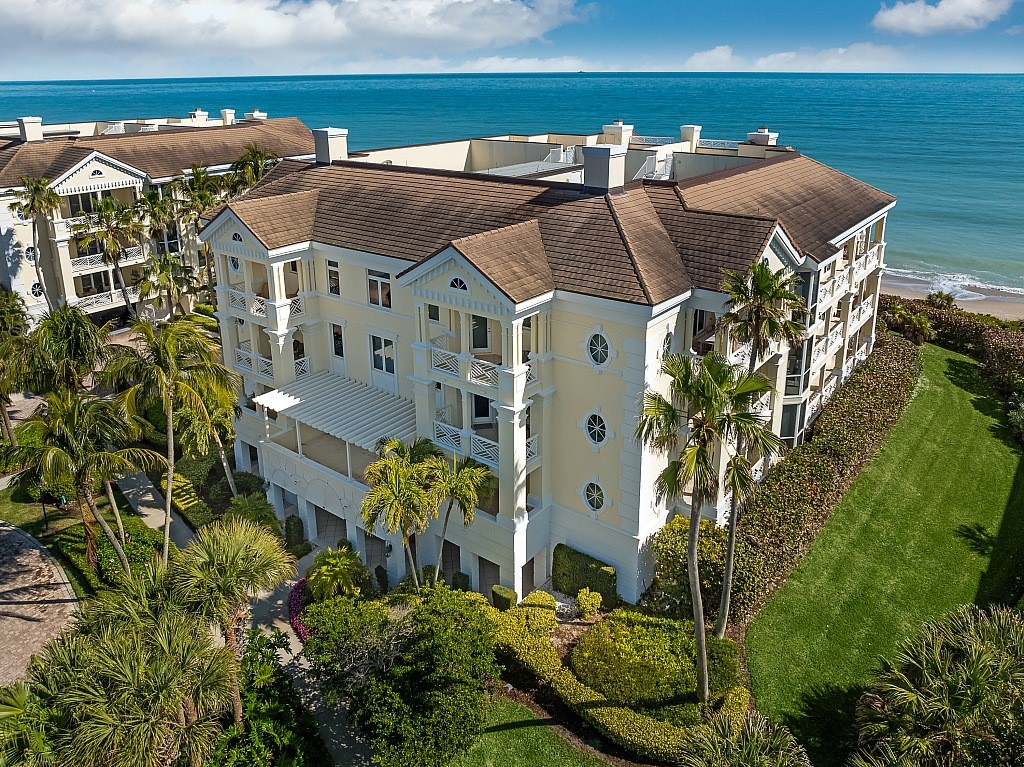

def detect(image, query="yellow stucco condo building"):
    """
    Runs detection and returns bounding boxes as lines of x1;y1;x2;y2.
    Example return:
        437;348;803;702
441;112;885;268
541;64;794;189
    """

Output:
0;110;314;322
202;120;895;603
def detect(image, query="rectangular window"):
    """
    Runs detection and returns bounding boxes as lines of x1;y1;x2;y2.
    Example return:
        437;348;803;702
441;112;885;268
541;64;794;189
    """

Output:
471;315;489;350
785;339;812;396
331;323;345;358
368;269;392;308
80;271;110;294
75;237;103;257
780;402;805;447
289;261;298;273
327;260;341;296
427;304;440;322
370;335;395;374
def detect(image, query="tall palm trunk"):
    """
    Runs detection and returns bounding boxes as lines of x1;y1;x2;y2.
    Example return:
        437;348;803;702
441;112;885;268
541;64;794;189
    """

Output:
84;485;131;576
211;429;237;497
0;402;14;446
30;222;54;310
432;498;456;585
163;394;175;562
688;492;710;703
104;479;126;546
715;331;763;639
222;618;244;728
404;539;420;592
111;252;137;319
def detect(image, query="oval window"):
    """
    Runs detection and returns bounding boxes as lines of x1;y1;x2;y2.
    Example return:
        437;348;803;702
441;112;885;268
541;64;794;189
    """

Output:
584;482;605;512
585;414;607;445
587;333;610;365
30;282;44;298
24;246;36;264
229;256;240;272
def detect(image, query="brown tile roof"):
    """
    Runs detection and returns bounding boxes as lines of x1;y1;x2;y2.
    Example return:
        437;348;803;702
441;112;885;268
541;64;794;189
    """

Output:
0;118;314;187
644;183;778;292
227;189;320;249
675;153;895;261
447;220;553;303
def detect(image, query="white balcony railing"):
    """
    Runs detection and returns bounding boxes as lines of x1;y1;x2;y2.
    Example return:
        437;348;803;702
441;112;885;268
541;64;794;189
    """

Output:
121;246;143;261
70;253;107;273
250;296;267;318
471;433;500;467
431;347;460;377
856;342;870;362
289;296;305;317
71;284;140;312
835;269;851;295
234;348;273;379
525;360;539;386
753;391;771;414
469;358;499;387
294;356;310;378
843;357;855;378
827;324;844;352
228;289;248;312
433;420;462;452
434;404;453;425
526;434;540;462
822;376;838;404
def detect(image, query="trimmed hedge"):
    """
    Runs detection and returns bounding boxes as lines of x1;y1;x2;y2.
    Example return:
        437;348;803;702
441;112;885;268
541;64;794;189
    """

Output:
493;602;749;765
160;467;215;530
726;332;923;625
56;515;168;594
552;544;617;606
492;584;517;611
451;571;471;591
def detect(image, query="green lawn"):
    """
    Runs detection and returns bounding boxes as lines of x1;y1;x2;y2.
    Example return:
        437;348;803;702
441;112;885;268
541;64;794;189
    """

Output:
746;344;1024;766
459;698;610;767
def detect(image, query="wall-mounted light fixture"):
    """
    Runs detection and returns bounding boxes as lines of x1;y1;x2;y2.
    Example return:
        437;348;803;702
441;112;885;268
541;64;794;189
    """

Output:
384;542;393;558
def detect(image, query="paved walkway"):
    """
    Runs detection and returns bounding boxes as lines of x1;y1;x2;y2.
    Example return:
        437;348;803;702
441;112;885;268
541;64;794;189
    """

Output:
0;521;78;685
119;471;369;765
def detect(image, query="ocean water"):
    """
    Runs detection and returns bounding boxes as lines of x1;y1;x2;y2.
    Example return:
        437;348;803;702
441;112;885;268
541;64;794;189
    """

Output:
2;73;1022;294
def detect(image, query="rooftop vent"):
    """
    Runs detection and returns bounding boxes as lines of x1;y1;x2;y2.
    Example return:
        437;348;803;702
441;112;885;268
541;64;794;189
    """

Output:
221;108;236;125
189;108;209;122
244;109;268;121
746;126;779;146
313;127;349;164
17;116;43;143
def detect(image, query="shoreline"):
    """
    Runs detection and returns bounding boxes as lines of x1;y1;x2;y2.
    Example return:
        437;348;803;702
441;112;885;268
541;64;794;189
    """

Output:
880;274;1024;321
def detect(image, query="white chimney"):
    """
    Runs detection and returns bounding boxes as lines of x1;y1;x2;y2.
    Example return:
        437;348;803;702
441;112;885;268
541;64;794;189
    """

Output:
17;116;43;143
680;124;702;149
601;120;634;146
189;107;209;122
244;109;268;121
313;127;349;164
221;109;236;125
747;126;779;146
582;144;627;191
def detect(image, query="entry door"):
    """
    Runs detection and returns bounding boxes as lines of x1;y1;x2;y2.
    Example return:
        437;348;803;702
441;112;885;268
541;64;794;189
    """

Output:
471;394;493;427
471;315;491;353
478;557;500;602
521;558;536;596
441;541;461;584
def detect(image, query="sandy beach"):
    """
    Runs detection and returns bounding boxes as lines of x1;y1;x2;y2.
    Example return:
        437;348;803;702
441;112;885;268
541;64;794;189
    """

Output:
881;274;1024;321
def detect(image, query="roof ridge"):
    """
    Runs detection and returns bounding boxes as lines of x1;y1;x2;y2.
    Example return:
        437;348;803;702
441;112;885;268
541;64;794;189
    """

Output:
676;151;801;189
605;193;653;305
670;184;781;224
450;218;541;245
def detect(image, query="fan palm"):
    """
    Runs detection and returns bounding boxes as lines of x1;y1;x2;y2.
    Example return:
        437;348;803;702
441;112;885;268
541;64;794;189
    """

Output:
715;262;802;638
228;144;279;195
7;177;61;310
72;197;143;318
28;304;111;393
0;289;30;445
4;391;162;576
426;455;496;585
636;353;753;702
170;517;294;729
104;319;239;561
361;445;440;593
306;544;370;601
223;492;280;535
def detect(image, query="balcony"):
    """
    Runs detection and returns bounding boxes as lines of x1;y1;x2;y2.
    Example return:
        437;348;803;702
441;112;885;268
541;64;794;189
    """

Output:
71;284;140;313
234;347;274;380
53;214;100;240
227;287;267;319
429;341;538;390
70;245;144;274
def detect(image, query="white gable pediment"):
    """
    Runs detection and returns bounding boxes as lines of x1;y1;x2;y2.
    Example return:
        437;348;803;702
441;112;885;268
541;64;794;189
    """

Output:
201;210;268;259
397;247;514;315
51;153;146;196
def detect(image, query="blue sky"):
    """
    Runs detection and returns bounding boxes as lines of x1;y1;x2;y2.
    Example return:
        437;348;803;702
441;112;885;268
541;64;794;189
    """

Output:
0;0;1021;80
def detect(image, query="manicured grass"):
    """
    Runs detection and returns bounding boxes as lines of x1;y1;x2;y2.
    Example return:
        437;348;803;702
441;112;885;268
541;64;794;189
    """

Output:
746;344;1024;766
0;484;141;598
459;698;610;767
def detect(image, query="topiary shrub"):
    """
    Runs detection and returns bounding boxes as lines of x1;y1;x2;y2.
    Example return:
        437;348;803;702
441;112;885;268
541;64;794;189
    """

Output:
517;590;558;634
646;516;727;621
192;302;216;317
552;543;617;606
451;571;471;591
161;470;215;530
492;584;517;611
284;514;305;548
576;587;602;619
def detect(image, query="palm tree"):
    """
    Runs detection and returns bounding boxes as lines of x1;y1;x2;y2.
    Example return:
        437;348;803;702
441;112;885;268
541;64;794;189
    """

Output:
228;144;279;195
136;189;177;255
7;177;61;311
171;164;224;288
28;304;111;393
305;544;370;601
714;263;803;638
427;455;496;585
138;251;197;319
361;441;441;593
635;353;738;703
681;710;812;767
223;492;280;534
903;312;936;346
5;391;162;576
0;680;57;767
0;289;30;445
177;399;240;498
171;517;294;729
72;197;143;319
105;319;239;561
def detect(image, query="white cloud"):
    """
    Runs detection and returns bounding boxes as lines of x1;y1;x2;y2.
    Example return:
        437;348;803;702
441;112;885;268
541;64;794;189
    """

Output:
683;45;743;71
872;0;1016;35
0;0;583;78
754;42;903;71
1007;23;1024;32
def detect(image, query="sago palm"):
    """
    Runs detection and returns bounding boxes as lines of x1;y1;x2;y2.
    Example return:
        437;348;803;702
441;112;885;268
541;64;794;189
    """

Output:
427;455;496;585
170;517;294;729
28;304;111;393
5;391;162;577
105;319;239;561
306;544;370;601
7;177;60;310
0;680;57;767
72;197;143;318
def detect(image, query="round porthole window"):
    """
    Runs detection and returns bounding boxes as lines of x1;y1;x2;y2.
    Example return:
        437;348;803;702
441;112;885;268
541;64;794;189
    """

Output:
587;333;610;365
584;482;605;512
24;246;36;263
30;282;44;298
585;413;607;445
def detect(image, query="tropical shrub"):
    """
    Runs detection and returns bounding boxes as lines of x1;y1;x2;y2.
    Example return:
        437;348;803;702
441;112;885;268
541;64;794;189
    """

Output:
224;492;281;535
552;543;617;606
926;290;955;309
208;630;331;767
682;710;812;767
288;578;312;642
492;584;517;611
850;605;1024;767
646;516;728;621
209;471;265;513
284;514;305;548
575;587;602;619
981;327;1024;395
193;302;216;317
95;520;165;585
305;543;371;602
160;467;215;529
451;571;471;591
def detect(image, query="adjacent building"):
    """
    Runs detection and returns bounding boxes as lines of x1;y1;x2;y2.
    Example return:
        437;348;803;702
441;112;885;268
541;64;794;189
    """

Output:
0;110;314;321
202;120;895;602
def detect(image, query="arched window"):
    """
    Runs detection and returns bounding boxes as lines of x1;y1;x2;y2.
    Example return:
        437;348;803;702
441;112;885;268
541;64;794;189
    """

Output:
587;333;610;365
90;169;103;177
585;413;607;445
449;277;468;291
231;232;244;243
584;482;605;512
229;256;240;272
